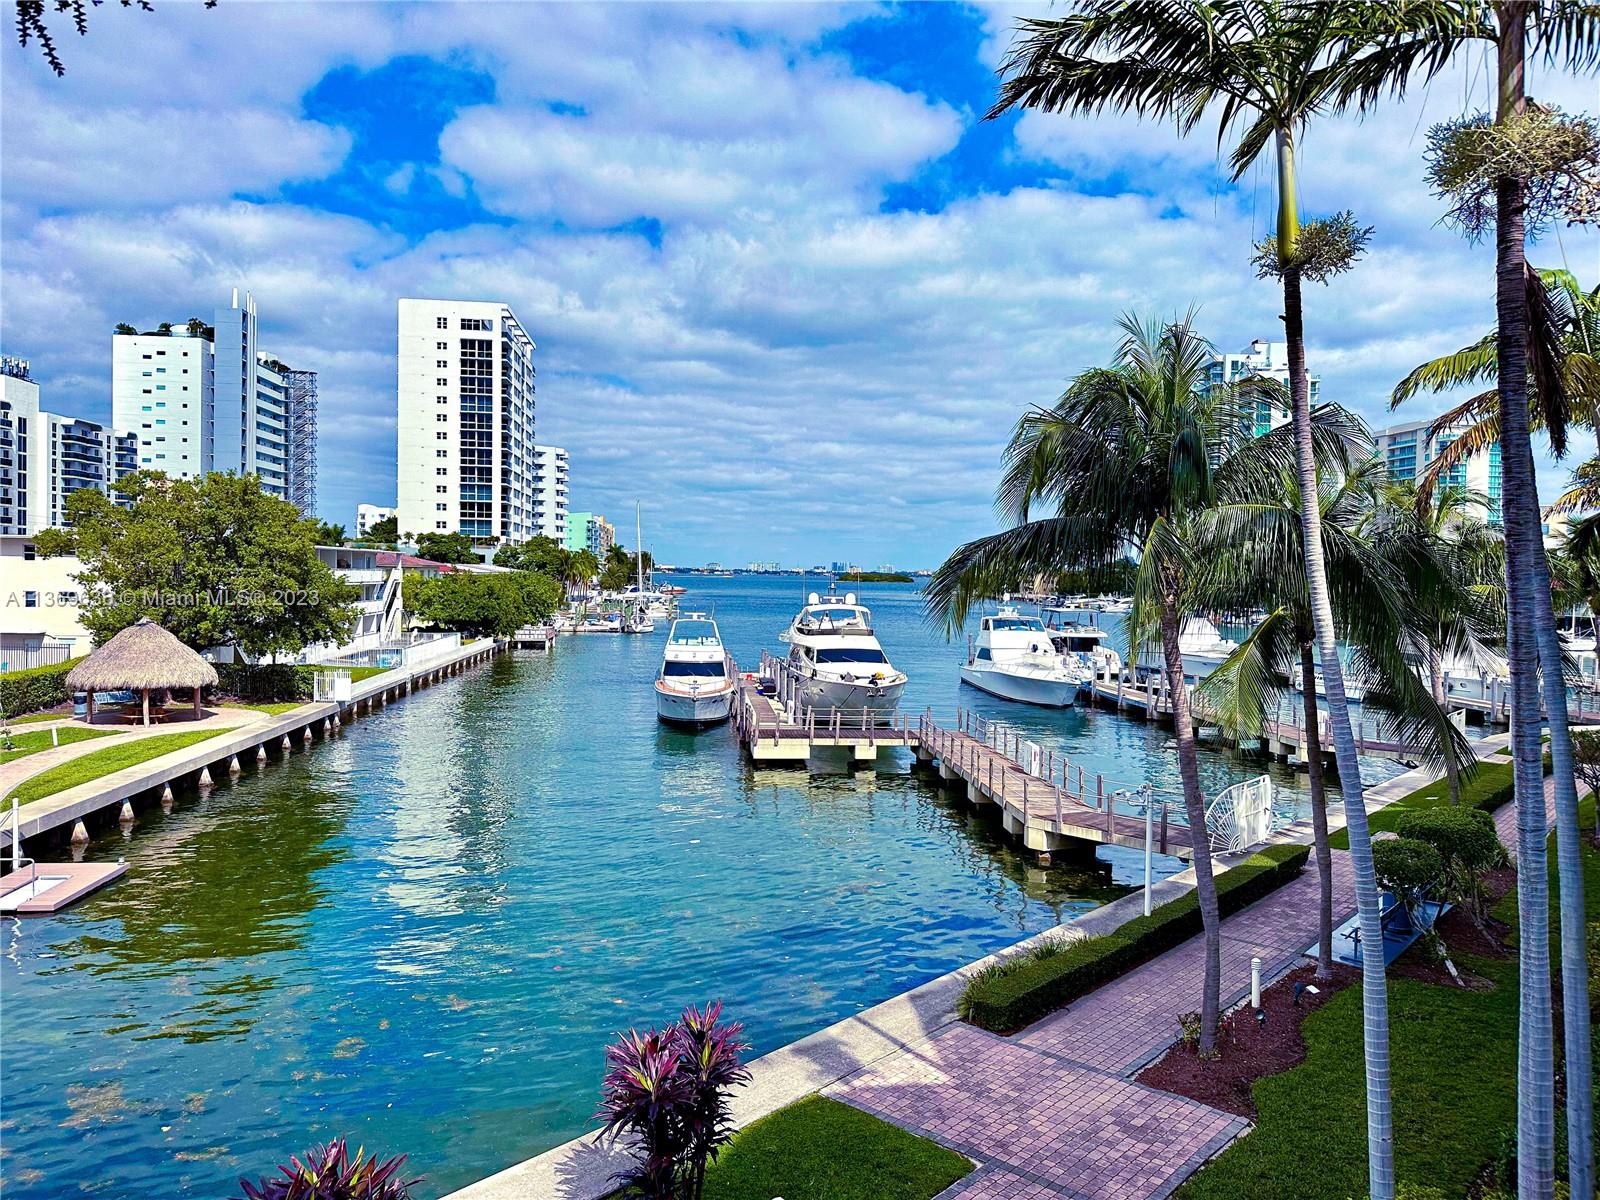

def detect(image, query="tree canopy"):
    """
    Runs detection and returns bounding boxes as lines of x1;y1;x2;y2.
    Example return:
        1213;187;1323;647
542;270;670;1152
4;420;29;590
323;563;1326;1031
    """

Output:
34;471;359;659
404;570;562;639
412;532;481;565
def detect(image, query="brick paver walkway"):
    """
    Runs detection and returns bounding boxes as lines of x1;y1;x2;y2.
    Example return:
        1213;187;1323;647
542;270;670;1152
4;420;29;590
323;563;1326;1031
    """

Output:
828;774;1553;1200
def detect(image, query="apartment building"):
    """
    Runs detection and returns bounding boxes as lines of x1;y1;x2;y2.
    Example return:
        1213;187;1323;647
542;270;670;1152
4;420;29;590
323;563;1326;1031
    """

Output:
1374;416;1503;522
532;444;568;542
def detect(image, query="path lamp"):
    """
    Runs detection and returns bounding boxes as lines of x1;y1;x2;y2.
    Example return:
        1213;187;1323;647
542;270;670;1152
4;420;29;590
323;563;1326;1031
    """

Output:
1142;784;1155;916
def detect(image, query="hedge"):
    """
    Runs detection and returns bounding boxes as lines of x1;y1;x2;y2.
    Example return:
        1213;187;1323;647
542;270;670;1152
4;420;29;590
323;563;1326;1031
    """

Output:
211;662;313;703
1329;754;1549;850
958;843;1310;1033
0;657;85;717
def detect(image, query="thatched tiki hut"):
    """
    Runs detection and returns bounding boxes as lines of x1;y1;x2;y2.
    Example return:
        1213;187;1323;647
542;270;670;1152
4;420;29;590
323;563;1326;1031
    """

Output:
67;618;219;725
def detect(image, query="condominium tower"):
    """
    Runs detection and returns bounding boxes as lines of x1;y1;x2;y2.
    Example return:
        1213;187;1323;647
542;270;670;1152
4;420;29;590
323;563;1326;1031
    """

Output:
1;356;135;536
1374;416;1503;522
1206;338;1320;438
110;289;318;514
396;298;537;545
532;444;569;542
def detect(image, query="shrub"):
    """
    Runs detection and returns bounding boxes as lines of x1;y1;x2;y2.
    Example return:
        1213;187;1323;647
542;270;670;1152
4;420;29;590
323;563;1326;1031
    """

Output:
1589;920;1600;1008
958;843;1309;1033
235;1137;418;1199
1396;806;1503;923
0;657;84;716
213;662;313;703
598;1001;751;1200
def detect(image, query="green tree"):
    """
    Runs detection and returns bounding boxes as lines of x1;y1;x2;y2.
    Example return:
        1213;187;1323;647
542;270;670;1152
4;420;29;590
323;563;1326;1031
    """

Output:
494;536;569;576
114;322;136;335
309;520;346;546
1394;806;1505;933
989;11;1414;1185
362;513;398;544
927;312;1351;1053
405;570;562;639
34;471;358;659
1195;454;1471;979
413;532;480;565
1349;7;1600;1191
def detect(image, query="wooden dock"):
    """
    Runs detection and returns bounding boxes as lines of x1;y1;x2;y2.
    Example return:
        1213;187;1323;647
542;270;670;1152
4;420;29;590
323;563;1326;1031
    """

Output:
914;710;1194;860
732;669;918;761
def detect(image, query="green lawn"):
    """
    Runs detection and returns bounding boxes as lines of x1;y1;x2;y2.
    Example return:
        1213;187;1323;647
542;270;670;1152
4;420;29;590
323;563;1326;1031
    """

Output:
701;1096;972;1200
311;665;391;682
9;711;68;725
4;729;231;805
1179;799;1600;1199
0;726;117;765
231;701;309;716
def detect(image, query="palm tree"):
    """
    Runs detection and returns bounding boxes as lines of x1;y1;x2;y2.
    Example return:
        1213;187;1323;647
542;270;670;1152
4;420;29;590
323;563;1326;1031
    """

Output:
1195;455;1476;976
928;312;1355;1052
990;9;1409;1189
1345;7;1599;1193
1392;269;1600;507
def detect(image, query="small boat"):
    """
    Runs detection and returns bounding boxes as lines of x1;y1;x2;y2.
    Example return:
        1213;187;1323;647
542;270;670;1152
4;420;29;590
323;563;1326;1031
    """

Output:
656;613;736;726
573;612;625;633
660;584;687;596
779;590;907;714
960;604;1091;707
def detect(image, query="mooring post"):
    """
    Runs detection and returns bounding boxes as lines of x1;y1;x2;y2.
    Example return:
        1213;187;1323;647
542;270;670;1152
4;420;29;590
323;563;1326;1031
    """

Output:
229;755;241;777
71;819;89;845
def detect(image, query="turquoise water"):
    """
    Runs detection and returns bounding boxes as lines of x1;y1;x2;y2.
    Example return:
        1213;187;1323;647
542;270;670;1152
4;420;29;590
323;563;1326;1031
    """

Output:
2;577;1328;1198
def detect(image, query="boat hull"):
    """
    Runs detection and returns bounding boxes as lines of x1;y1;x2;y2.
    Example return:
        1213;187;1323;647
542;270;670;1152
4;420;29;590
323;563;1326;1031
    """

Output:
656;685;734;727
796;674;906;715
959;664;1079;708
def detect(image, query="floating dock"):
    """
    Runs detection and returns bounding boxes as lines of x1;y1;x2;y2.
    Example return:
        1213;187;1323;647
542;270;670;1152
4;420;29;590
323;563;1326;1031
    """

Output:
732;669;918;761
0;861;128;915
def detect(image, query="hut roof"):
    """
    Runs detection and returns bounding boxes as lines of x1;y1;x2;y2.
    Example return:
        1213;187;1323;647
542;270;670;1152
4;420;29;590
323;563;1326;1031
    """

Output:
66;618;219;692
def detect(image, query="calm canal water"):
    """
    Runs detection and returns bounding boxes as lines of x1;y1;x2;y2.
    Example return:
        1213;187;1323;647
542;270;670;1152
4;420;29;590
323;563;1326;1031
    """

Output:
3;576;1349;1198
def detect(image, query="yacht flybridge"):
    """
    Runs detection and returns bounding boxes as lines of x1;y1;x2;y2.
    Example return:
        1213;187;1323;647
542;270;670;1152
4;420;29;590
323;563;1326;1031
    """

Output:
960;604;1092;707
655;613;735;727
1040;607;1123;678
780;591;907;714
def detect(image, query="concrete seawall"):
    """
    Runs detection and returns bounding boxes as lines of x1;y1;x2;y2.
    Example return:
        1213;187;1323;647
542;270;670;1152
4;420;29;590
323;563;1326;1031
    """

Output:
4;637;505;853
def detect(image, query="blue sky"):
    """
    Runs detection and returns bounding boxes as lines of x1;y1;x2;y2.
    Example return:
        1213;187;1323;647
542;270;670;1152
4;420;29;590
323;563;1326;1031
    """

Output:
3;2;1595;567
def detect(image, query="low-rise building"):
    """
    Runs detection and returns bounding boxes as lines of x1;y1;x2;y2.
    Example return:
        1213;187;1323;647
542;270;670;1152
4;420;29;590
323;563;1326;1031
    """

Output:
0;533;92;668
356;503;395;538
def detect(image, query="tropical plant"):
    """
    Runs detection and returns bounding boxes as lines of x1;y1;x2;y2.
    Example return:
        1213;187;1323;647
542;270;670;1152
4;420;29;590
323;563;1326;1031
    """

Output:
1372;836;1443;912
927;311;1356;1053
412;532;480;565
1394;805;1505;932
114;321;136;335
363;514;399;544
597;1003;750;1200
988;10;1426;1187
33;471;359;660
1572;727;1600;842
235;1137;418;1200
1352;6;1600;1192
1195;452;1473;979
404;570;562;639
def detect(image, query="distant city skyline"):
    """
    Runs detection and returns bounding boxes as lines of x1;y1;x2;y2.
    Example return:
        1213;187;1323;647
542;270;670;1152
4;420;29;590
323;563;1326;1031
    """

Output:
2;3;1593;565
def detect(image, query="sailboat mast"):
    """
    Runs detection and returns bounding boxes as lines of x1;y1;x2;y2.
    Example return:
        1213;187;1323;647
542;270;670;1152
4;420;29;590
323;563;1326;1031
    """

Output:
636;501;644;597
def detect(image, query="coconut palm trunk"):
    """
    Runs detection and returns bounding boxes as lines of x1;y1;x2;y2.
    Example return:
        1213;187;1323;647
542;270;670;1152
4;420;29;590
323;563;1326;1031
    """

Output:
1300;638;1334;978
1160;590;1222;1050
1278;129;1394;1199
1491;7;1566;1196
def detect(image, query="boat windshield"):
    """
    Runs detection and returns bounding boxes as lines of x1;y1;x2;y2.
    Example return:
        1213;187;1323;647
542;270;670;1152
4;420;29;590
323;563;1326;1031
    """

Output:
988;616;1043;632
814;647;889;665
799;606;869;630
663;661;726;677
669;620;720;645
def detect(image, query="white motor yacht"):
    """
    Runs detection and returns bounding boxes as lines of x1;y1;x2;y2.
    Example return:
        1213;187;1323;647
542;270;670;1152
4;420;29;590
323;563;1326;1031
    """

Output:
779;591;907;714
959;605;1091;707
1040;607;1123;678
1135;615;1240;680
655;614;736;726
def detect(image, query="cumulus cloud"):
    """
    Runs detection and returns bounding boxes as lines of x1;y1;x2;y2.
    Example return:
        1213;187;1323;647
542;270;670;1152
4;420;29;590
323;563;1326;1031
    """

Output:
1;1;1595;565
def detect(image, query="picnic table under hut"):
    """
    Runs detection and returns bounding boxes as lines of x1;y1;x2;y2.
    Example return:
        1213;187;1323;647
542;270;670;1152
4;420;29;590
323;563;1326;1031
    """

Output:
66;618;220;725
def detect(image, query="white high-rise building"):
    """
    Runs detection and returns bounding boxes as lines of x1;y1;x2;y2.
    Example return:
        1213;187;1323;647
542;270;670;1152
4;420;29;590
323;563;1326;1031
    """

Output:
1205;338;1320;438
1374;416;1503;523
397;298;536;546
532;445;568;542
110;290;317;514
2;357;136;535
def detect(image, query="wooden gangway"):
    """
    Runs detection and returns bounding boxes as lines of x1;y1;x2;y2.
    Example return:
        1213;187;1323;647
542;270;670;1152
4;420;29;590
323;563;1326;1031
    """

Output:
917;709;1196;860
1088;674;1465;765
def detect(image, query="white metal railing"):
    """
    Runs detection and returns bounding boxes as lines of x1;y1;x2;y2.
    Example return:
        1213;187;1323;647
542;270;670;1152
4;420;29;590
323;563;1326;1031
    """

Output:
1204;775;1279;854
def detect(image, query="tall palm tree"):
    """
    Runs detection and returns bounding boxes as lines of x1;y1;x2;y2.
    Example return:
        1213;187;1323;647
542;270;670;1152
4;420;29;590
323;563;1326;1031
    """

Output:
1391;269;1600;507
1195;455;1476;976
1344;6;1599;1193
927;312;1358;1052
990;9;1410;1189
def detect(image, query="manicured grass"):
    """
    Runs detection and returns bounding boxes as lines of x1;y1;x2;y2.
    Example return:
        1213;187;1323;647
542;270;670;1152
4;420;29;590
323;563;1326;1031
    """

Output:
0;726;117;764
10;711;68;725
1178;799;1600;1199
232;701;309;716
5;729;230;805
311;665;391;682
701;1096;972;1200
